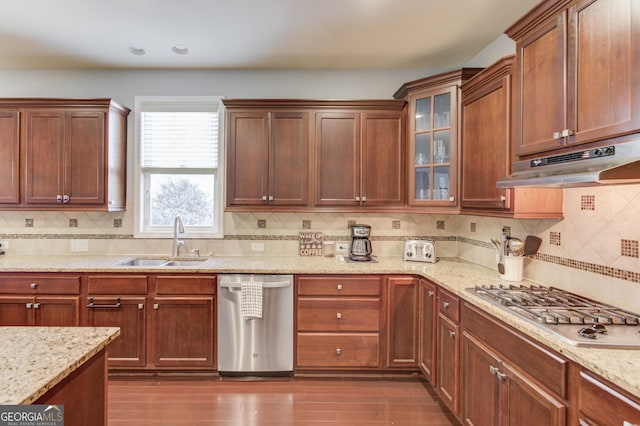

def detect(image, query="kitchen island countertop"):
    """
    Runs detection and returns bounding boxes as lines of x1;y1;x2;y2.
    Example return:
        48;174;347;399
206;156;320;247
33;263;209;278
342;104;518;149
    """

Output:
0;326;120;405
0;254;637;398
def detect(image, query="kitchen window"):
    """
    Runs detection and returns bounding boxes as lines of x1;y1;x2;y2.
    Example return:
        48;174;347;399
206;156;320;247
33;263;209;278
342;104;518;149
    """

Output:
134;96;225;238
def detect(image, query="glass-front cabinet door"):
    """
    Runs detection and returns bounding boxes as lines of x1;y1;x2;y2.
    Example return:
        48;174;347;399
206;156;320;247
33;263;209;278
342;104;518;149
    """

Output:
410;88;456;206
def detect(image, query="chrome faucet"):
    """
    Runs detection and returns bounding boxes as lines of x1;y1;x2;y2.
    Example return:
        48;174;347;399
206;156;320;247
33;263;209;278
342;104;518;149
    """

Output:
172;215;185;257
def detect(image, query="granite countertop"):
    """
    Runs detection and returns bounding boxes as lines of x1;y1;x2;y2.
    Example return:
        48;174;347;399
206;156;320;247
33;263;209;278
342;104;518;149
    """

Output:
0;254;638;398
0;326;120;405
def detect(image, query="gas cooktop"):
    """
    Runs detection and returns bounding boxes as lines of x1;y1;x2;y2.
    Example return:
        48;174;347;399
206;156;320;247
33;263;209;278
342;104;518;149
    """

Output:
466;285;640;349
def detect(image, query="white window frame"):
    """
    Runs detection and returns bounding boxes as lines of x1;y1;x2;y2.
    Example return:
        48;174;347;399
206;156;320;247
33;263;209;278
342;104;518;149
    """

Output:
133;96;225;239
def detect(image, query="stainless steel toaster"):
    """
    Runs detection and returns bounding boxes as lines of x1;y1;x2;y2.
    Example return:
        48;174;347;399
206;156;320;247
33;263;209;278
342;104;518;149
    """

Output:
403;240;437;263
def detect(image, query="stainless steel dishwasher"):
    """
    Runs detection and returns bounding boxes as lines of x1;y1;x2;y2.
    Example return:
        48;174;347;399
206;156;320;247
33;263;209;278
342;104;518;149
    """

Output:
217;274;293;376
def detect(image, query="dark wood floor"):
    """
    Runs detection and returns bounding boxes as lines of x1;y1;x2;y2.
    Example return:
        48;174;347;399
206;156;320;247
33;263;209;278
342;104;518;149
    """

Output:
108;377;459;425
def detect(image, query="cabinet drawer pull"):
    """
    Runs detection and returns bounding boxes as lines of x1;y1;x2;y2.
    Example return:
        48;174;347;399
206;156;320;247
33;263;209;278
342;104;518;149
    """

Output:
87;297;121;309
337;284;343;291
336;312;342;319
495;371;507;381
448;330;456;338
489;365;499;376
30;282;38;289
335;348;342;355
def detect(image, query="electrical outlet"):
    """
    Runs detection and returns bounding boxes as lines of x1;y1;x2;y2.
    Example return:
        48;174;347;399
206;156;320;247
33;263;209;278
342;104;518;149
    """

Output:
336;243;349;253
70;239;89;252
251;242;264;252
0;241;8;250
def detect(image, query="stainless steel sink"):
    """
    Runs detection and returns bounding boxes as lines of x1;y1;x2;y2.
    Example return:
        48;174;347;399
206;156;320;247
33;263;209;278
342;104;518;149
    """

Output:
116;258;207;267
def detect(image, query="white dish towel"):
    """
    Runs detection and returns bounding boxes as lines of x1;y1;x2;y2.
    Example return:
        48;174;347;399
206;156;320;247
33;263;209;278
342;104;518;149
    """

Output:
240;280;263;320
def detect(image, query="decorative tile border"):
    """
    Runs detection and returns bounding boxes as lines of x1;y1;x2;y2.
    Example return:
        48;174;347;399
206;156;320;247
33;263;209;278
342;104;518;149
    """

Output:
534;253;640;284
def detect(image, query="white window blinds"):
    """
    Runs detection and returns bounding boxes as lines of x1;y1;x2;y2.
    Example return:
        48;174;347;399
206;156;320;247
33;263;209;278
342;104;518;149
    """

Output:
141;111;218;169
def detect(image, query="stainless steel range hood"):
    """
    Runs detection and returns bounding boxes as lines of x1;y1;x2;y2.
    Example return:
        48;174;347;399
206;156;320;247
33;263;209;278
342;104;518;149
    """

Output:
496;140;640;188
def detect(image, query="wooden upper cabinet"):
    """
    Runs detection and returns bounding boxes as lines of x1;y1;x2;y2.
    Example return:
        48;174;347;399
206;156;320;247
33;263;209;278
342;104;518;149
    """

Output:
225;99;404;211
460;56;563;218
508;0;640;157
24;110;106;206
394;69;482;210
315;112;360;206
226;110;270;206
0;110;20;204
0;98;129;211
225;100;312;209
361;112;405;207
315;103;405;209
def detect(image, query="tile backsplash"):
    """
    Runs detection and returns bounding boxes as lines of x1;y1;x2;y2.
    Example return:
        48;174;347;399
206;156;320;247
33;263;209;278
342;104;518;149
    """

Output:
1;184;639;310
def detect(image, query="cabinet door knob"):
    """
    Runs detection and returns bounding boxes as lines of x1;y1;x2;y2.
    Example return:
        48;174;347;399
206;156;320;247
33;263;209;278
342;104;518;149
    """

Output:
355;196;361;202
33;303;40;309
138;304;144;310
428;291;434;297
261;195;267;201
489;365;499;376
443;302;450;309
335;348;342;355
361;196;367;202
337;284;343;291
500;195;506;202
154;303;159;310
495;371;507;381
26;303;33;309
336;312;342;319
448;330;456;338
56;194;63;203
63;194;70;203
268;196;274;201
30;282;38;289
552;131;561;139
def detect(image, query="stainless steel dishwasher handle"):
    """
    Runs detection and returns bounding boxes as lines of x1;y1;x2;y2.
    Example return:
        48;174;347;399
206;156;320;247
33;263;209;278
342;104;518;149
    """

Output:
219;280;291;289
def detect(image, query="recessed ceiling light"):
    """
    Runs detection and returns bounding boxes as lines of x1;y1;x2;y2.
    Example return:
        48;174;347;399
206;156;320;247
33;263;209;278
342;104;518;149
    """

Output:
171;45;189;55
127;46;146;56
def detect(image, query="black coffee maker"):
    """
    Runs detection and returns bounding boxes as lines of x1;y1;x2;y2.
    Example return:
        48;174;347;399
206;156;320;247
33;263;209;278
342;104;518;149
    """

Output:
349;224;373;261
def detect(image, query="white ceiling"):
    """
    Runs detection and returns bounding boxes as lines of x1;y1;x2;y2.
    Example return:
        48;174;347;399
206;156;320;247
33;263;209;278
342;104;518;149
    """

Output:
0;0;540;70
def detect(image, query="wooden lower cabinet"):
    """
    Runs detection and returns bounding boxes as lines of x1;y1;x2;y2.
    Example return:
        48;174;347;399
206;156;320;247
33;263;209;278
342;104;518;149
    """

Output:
577;370;640;426
151;275;216;369
152;296;215;368
86;275;148;368
462;302;568;426
296;275;382;370
386;275;419;368
436;288;461;415
418;278;437;382
437;313;460;415
0;275;81;326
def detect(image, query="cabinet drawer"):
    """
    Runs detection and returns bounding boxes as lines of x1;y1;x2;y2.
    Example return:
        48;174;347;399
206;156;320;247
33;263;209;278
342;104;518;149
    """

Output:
297;276;381;296
0;275;80;294
297;298;380;332
579;371;640;425
438;289;459;323
296;333;380;368
87;275;148;294
155;275;216;295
